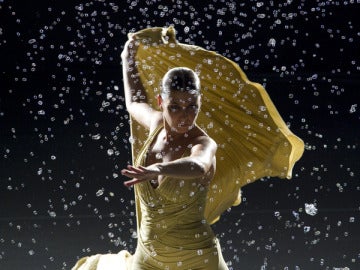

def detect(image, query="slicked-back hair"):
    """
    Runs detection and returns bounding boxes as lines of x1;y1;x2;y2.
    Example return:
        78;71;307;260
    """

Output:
161;67;200;98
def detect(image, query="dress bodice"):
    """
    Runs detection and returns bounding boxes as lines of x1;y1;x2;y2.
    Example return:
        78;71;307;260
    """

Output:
133;125;215;251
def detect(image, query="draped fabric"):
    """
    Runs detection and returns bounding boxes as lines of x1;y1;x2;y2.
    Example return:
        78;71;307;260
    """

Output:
71;251;132;270
129;26;304;224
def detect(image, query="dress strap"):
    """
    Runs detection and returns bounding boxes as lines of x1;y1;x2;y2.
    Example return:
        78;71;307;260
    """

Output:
134;124;163;167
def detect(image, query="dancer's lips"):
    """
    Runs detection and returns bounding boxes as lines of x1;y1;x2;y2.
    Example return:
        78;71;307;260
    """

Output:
177;123;195;132
178;122;191;128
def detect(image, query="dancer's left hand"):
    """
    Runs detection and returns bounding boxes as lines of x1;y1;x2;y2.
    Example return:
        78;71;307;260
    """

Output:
121;164;160;187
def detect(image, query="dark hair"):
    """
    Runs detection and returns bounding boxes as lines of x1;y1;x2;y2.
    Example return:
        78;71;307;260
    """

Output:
161;67;200;98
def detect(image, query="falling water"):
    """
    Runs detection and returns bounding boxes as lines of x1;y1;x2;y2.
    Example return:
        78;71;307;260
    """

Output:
0;1;359;269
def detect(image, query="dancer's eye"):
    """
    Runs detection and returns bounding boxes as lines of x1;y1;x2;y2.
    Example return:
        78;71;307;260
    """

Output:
168;105;180;112
188;104;199;112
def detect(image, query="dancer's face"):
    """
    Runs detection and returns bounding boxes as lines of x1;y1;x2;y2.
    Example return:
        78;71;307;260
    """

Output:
159;90;201;133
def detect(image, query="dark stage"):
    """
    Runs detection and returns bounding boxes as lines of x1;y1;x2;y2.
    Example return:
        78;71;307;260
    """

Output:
0;1;359;269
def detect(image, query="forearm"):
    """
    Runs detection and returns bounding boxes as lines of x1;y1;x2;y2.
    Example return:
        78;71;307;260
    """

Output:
155;157;208;179
121;41;148;107
121;141;216;187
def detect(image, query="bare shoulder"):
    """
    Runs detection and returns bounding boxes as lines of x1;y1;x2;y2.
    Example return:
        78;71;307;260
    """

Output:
190;127;217;152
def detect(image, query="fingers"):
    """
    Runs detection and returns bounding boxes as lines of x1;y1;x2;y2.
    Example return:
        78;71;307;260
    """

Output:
121;166;146;187
121;169;136;178
124;178;138;187
127;32;139;40
127;165;145;173
121;165;141;174
121;165;156;187
124;178;144;187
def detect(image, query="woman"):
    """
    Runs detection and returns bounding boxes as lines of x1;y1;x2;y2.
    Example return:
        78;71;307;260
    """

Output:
71;26;304;270
120;35;229;269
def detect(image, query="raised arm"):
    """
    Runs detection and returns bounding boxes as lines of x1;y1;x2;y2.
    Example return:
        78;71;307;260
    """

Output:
121;38;160;130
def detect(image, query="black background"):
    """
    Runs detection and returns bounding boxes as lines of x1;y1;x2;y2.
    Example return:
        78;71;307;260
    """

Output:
0;0;359;269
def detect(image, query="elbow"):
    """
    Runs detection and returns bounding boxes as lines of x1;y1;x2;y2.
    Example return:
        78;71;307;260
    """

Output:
125;100;140;114
124;102;133;116
125;100;134;111
191;161;208;177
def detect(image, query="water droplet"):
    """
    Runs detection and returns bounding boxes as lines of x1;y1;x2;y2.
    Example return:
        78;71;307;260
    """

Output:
305;203;318;216
96;189;104;197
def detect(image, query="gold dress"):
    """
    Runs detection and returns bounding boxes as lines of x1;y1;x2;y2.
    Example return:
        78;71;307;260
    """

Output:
130;125;228;270
71;26;304;270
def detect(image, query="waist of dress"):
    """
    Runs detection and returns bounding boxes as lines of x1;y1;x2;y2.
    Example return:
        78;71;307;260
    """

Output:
140;217;215;247
140;224;216;249
135;234;220;270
